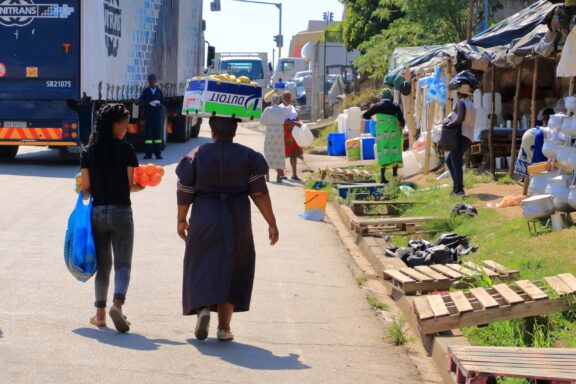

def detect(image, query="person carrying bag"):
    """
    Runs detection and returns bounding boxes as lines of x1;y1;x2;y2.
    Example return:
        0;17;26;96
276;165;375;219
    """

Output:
64;192;97;282
443;83;476;196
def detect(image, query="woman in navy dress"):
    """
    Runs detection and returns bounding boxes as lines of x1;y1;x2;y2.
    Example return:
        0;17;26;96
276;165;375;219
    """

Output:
176;116;279;341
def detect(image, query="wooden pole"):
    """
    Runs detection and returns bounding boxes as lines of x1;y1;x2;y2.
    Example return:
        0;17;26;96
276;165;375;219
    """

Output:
445;59;453;116
467;0;475;42
489;65;496;176
424;98;436;175
570;77;575;96
406;79;418;147
531;59;539;129
509;64;523;177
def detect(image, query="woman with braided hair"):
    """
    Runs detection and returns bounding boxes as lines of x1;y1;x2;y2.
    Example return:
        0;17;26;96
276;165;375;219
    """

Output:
80;103;143;333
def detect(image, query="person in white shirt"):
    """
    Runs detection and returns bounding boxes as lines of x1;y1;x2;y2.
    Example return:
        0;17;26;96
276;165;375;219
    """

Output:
260;94;291;183
281;91;303;181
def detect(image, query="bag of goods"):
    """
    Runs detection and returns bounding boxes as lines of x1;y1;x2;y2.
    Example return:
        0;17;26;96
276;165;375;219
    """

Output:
134;164;165;187
64;193;97;282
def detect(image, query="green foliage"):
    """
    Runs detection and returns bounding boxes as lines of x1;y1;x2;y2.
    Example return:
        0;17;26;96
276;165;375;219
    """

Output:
338;0;401;50
341;87;381;110
496;175;514;185
367;295;389;311
312;123;337;148
386;317;413;346
356;275;368;285
343;0;470;78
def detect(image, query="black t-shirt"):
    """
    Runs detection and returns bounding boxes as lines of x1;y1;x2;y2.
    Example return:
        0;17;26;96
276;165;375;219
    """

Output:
80;139;139;206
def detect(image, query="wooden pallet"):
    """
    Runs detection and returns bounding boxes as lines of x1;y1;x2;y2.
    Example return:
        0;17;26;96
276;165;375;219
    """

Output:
349;200;418;216
414;273;576;335
351;216;443;236
337;183;386;199
448;346;576;384
327;168;373;182
383;260;519;295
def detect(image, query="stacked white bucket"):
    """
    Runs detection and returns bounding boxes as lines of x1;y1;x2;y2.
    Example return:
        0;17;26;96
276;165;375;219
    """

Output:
337;107;362;139
522;96;576;223
338;107;370;161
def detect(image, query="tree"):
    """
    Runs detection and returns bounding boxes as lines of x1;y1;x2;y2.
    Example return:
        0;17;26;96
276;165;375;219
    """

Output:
339;0;402;50
347;0;470;78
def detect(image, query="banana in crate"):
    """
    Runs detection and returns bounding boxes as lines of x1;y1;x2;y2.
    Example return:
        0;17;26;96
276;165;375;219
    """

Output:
182;74;262;121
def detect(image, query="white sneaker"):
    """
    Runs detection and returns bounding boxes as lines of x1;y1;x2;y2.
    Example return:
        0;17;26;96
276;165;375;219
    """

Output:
217;328;234;341
195;308;210;341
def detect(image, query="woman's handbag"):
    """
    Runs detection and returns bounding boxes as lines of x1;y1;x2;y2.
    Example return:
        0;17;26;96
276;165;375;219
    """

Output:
64;192;97;282
438;123;462;152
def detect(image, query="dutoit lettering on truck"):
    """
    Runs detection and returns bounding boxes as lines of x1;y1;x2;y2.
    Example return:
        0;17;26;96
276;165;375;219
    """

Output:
183;79;263;121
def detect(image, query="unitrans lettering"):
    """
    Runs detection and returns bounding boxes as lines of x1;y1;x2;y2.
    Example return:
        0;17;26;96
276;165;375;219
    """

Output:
0;6;37;16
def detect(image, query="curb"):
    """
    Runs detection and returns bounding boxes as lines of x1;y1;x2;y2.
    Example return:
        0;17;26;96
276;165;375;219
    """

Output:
331;199;471;384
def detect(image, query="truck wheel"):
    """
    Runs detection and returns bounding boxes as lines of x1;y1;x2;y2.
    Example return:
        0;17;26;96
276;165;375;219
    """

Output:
190;117;202;138
0;146;19;160
170;115;188;143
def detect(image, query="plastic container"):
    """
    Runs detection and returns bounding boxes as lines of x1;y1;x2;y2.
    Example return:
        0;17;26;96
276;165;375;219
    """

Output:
368;119;376;137
345;138;362;161
360;137;376;160
327;132;346;156
347;107;363;139
301;190;328;222
398;150;422;178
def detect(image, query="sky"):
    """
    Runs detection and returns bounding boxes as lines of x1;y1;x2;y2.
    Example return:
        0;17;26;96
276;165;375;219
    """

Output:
202;0;344;65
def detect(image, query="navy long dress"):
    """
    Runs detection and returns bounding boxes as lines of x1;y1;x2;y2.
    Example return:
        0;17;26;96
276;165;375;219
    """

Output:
176;141;269;315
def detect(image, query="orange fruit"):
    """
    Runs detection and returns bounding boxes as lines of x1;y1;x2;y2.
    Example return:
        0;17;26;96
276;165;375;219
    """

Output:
139;173;150;187
148;178;160;187
134;166;144;176
150;173;161;185
133;172;140;184
155;166;165;177
145;164;156;176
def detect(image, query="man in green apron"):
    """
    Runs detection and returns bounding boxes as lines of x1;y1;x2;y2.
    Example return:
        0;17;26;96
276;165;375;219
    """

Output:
363;88;405;183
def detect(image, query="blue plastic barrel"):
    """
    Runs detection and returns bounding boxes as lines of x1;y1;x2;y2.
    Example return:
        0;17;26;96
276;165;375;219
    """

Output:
368;120;376;137
360;137;376;160
327;132;346;156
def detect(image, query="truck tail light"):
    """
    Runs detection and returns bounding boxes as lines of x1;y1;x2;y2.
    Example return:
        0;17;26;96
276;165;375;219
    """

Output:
71;123;78;129
63;123;70;129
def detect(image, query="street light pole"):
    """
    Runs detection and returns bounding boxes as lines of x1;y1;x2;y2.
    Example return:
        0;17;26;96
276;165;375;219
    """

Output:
226;0;283;58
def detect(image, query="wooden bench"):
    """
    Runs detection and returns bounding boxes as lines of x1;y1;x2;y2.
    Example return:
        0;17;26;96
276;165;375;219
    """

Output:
383;260;519;295
351;216;443;236
414;273;576;335
448;346;576;384
349;200;419;216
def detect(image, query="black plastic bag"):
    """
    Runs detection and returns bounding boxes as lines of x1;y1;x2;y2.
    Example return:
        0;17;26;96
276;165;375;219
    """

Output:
448;70;478;90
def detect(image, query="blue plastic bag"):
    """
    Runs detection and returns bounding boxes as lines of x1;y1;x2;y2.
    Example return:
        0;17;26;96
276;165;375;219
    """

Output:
64;192;97;282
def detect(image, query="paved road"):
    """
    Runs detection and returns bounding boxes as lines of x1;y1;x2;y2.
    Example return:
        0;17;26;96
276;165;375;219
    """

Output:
0;123;421;384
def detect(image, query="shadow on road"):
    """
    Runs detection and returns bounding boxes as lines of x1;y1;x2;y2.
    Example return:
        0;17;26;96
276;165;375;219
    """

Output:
0;136;212;178
187;339;310;371
73;327;186;351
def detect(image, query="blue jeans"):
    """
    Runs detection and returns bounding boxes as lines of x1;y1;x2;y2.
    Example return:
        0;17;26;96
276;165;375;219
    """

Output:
91;206;134;308
446;137;470;194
